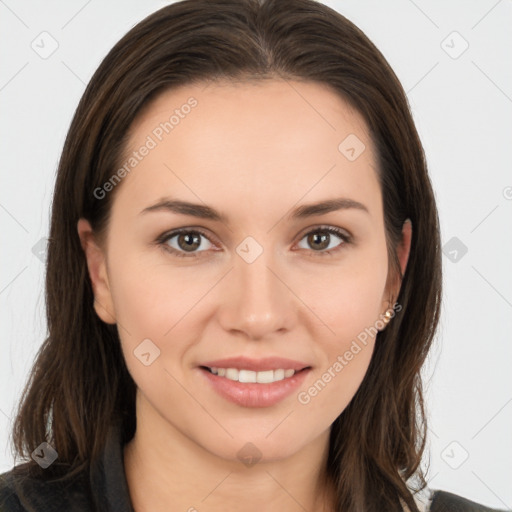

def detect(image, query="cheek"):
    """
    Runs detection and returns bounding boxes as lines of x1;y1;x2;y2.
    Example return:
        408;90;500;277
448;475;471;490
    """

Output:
107;246;208;335
293;251;387;418
300;251;389;337
295;285;380;425
105;248;211;386
298;339;374;408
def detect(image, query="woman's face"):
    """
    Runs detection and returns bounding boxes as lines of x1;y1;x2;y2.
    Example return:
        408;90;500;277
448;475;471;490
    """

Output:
79;79;409;462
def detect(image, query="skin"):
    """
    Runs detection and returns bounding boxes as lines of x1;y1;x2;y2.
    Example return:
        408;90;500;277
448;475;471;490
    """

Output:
78;79;412;512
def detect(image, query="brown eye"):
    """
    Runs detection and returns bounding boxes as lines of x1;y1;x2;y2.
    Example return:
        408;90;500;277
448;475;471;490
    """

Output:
160;229;214;257
307;232;330;250
297;226;350;256
157;225;351;259
176;232;202;252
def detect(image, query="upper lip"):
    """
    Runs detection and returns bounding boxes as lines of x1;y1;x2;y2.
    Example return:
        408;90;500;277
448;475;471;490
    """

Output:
199;356;311;372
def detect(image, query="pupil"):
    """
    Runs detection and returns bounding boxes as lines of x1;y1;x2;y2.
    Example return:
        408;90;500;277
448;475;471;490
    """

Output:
179;233;200;251
310;232;329;250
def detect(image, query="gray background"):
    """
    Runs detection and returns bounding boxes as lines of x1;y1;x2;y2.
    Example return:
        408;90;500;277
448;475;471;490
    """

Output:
1;0;511;508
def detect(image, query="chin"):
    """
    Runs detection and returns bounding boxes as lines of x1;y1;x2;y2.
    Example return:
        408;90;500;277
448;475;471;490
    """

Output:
200;424;321;465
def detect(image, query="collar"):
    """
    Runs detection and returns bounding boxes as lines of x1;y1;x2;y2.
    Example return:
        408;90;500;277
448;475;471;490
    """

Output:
89;421;135;512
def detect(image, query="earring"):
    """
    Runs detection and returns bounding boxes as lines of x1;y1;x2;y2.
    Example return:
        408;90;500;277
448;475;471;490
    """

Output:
382;308;394;324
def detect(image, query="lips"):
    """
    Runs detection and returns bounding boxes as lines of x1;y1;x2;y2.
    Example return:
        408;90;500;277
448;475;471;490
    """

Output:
197;356;312;408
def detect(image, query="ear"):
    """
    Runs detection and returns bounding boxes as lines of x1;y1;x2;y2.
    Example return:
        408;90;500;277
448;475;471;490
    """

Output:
77;218;117;325
385;218;413;306
397;218;412;279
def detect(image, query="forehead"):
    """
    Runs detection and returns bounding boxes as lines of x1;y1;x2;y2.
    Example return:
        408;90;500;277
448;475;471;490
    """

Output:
114;79;381;224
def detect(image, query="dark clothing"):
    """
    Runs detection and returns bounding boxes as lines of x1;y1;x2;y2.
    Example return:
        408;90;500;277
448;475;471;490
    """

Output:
0;423;133;512
0;424;507;511
429;491;508;512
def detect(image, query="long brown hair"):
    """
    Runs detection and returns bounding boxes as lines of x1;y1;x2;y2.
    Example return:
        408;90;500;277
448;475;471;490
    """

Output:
10;0;442;510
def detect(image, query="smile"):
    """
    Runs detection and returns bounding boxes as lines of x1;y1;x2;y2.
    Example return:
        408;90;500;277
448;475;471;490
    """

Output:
198;366;311;408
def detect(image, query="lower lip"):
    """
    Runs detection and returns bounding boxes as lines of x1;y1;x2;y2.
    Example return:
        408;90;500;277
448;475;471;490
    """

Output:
198;367;311;408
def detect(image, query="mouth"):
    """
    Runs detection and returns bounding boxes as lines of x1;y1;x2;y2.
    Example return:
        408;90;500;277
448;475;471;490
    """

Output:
197;358;312;408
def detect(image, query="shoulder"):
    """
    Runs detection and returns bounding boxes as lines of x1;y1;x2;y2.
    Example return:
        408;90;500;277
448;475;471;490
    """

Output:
0;462;95;512
0;468;23;512
0;422;135;512
415;488;509;512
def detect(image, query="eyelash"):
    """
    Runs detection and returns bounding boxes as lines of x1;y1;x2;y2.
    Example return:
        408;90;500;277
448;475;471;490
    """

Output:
155;226;352;259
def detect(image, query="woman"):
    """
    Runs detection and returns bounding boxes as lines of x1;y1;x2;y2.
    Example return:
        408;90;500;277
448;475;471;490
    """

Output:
0;0;506;510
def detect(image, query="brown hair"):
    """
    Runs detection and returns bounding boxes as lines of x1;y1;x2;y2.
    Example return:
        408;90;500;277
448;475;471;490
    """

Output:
10;0;442;510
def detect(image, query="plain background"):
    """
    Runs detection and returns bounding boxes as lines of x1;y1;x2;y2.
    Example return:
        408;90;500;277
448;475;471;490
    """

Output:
1;0;511;508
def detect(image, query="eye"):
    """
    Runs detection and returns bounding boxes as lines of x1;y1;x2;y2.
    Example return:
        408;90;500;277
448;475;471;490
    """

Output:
296;226;351;256
156;225;351;259
157;228;215;258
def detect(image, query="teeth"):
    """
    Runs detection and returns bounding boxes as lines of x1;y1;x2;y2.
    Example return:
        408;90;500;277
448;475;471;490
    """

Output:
239;370;257;383
256;370;274;383
225;368;238;380
208;367;298;383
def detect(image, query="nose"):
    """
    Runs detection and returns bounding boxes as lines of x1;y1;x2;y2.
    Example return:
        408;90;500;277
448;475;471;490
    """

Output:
217;247;296;341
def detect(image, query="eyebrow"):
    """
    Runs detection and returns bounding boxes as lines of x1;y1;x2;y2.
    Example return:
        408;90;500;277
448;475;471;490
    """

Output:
139;197;369;223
